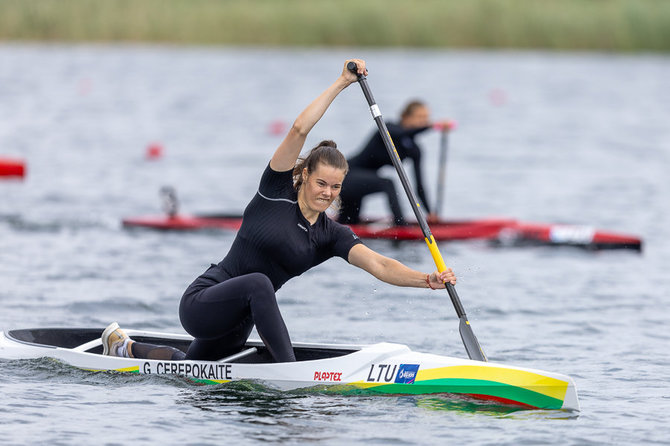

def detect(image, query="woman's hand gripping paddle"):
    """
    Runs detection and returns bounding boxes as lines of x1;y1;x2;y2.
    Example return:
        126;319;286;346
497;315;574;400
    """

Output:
347;62;486;361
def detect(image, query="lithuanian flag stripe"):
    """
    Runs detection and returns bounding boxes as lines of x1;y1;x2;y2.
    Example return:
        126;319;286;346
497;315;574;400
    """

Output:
347;365;568;409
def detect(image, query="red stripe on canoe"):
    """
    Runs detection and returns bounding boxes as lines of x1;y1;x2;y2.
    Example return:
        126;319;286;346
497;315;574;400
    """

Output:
122;214;642;250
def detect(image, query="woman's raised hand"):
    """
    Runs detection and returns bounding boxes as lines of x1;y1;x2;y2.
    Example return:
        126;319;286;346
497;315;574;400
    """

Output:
342;59;367;84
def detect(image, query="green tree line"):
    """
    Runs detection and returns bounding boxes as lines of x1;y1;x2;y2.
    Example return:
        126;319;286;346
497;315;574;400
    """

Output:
1;0;669;51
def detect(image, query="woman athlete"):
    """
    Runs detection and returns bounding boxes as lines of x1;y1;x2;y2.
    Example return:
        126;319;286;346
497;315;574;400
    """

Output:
339;100;452;226
102;59;457;363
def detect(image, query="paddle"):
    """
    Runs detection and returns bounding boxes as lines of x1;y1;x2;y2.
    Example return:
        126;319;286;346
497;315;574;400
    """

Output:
434;123;452;218
347;62;487;361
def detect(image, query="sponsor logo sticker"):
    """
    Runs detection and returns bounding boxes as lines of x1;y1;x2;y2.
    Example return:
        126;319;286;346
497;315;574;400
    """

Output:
549;225;595;243
395;364;420;384
313;371;342;382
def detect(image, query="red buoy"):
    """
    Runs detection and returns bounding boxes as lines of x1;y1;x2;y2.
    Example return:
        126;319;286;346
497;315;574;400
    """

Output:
268;120;287;136
489;88;507;106
0;157;26;178
146;143;164;160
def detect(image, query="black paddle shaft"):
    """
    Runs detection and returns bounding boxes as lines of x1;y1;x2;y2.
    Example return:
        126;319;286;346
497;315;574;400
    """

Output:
435;129;449;217
345;63;432;234
347;62;486;361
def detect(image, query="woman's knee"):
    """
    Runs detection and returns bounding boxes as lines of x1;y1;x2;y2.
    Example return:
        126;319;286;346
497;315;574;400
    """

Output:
245;273;275;301
246;272;273;289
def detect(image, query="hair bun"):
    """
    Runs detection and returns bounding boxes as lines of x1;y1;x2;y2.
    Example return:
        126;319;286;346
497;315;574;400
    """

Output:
317;140;337;149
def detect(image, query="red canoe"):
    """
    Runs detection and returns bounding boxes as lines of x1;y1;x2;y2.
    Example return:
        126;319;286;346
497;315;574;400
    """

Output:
122;214;641;251
0;157;26;178
122;213;244;231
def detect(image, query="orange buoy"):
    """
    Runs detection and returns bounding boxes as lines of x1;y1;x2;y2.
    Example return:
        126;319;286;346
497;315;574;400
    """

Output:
0;157;26;178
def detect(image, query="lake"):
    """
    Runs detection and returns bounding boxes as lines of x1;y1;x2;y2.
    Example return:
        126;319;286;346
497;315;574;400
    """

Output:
1;44;668;445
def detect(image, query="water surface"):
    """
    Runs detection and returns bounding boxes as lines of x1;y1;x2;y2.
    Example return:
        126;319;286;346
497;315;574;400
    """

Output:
1;45;668;445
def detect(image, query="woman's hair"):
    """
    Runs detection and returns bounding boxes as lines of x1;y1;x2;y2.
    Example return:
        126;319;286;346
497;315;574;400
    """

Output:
400;100;426;120
293;140;348;210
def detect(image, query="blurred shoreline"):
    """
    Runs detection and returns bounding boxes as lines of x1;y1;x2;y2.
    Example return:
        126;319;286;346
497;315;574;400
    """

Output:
2;0;669;52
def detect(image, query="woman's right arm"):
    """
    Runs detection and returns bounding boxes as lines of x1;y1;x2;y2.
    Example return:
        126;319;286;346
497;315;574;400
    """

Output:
347;244;456;289
269;59;367;172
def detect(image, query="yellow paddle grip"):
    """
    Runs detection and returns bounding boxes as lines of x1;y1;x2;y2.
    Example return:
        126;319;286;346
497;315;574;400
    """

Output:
424;235;447;272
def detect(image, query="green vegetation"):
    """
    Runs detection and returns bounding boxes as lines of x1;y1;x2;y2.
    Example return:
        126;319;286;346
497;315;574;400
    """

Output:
1;0;669;51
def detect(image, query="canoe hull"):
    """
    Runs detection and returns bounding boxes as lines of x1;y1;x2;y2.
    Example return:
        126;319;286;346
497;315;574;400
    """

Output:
122;213;641;250
0;328;579;411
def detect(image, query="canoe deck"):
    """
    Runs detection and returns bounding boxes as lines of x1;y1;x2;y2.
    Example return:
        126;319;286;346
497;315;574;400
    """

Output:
5;327;356;364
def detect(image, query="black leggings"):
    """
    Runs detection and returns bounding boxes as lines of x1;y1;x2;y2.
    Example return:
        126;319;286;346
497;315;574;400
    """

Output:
128;272;295;363
179;272;295;362
339;168;404;225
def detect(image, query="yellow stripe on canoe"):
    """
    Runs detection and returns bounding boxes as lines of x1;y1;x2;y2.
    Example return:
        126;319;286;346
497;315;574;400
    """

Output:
81;365;140;373
114;365;141;373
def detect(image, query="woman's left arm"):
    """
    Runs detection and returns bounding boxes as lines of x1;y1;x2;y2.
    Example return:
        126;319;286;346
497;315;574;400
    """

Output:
347;244;456;289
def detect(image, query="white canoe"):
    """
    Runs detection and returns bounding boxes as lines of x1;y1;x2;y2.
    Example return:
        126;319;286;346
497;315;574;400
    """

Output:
0;327;579;411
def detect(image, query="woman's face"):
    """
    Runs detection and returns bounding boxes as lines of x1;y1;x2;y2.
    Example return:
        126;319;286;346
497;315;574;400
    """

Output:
402;105;431;128
301;163;346;213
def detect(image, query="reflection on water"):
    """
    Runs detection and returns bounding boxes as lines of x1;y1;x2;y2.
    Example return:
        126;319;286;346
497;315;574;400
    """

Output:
416;394;528;415
178;380;297;413
414;394;579;420
176;383;358;443
176;378;578;420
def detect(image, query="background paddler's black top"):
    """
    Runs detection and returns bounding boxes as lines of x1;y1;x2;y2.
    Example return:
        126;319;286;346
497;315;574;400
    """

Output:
348;122;432;214
203;164;363;291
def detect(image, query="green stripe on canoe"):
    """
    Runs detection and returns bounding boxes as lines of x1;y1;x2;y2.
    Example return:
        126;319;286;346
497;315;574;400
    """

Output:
189;378;230;385
343;378;564;409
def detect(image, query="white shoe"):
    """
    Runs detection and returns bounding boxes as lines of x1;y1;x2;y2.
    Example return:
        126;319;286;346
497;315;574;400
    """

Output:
102;322;130;357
